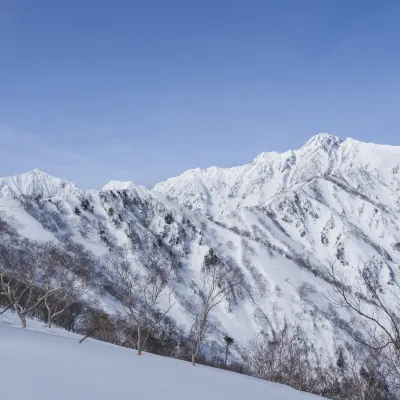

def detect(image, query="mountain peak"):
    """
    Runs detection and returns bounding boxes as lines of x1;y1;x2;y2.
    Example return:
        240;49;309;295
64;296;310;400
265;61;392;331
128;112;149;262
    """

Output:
102;180;149;195
302;133;342;148
31;168;46;174
103;180;136;191
22;168;60;180
0;169;77;198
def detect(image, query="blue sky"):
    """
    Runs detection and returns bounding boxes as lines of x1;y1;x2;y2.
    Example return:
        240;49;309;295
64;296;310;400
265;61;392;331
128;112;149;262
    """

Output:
1;0;399;188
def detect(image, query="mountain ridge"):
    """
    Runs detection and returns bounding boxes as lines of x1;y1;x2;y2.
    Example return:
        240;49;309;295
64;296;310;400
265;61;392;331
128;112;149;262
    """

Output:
154;134;400;217
2;133;400;199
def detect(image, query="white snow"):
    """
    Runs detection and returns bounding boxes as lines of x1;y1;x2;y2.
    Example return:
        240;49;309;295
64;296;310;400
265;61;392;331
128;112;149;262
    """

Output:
102;179;148;193
0;169;78;198
0;314;324;400
153;133;400;216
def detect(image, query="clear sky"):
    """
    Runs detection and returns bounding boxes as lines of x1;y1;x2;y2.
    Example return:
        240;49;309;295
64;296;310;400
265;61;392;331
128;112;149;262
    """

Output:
1;0;400;188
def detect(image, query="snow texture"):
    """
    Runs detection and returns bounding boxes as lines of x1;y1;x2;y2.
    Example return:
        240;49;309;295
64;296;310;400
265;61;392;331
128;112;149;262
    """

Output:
0;313;324;400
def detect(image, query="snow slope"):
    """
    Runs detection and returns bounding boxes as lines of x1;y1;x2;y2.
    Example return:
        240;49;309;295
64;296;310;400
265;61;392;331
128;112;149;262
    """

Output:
0;315;324;400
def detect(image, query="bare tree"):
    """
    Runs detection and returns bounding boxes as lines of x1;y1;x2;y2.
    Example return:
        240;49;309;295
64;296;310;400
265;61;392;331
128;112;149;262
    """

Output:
247;320;316;390
39;242;95;328
102;247;176;355
326;259;400;395
326;259;400;349
0;212;18;240
0;239;67;328
188;249;245;366
78;309;118;344
223;335;234;366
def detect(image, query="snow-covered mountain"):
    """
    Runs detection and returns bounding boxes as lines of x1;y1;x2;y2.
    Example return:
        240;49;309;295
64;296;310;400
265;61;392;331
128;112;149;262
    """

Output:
154;132;400;308
1;133;400;359
154;133;400;217
0;169;78;199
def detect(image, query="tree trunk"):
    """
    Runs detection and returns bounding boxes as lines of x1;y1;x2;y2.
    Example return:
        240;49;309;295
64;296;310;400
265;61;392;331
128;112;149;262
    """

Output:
192;320;206;366
20;314;27;329
46;302;52;329
224;345;229;366
14;305;27;329
137;325;142;355
192;340;201;366
191;321;205;366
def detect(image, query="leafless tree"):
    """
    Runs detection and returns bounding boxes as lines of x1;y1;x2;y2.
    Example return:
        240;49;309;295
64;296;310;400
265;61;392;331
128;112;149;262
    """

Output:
188;249;245;366
0;212;18;240
39;242;95;328
223;335;234;366
78;309;118;344
247;319;316;390
326;259;400;396
0;239;66;328
102;246;176;355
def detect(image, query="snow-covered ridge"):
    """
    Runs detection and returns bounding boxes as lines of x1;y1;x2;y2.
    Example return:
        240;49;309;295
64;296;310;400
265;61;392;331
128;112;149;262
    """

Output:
1;134;399;203
153;133;400;215
0;169;77;199
102;179;150;198
102;180;140;191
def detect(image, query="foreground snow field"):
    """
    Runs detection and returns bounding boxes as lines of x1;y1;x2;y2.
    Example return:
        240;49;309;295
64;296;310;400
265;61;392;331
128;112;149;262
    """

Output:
0;315;324;400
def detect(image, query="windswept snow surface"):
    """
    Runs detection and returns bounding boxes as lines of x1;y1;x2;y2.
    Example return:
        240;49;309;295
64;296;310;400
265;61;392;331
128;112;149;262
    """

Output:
0;316;324;400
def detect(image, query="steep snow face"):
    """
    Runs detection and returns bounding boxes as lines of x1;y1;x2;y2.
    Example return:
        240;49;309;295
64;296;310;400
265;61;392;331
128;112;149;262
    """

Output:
153;132;400;289
153;134;400;216
0;169;77;199
0;317;325;400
